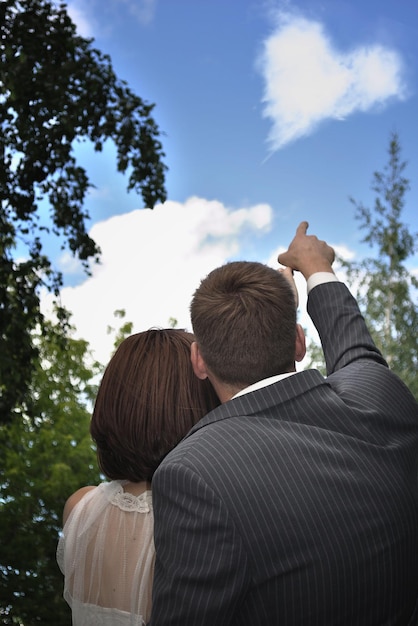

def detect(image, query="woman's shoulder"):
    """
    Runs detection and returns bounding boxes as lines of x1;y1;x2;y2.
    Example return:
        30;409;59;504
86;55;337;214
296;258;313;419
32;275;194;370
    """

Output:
62;480;153;525
63;485;96;525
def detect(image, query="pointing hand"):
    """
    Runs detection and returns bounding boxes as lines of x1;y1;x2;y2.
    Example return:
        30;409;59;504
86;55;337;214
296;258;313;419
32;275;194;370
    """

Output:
278;221;335;280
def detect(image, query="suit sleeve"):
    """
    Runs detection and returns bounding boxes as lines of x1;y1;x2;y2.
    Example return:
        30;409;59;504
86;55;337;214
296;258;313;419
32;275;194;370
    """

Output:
148;460;250;626
307;282;388;376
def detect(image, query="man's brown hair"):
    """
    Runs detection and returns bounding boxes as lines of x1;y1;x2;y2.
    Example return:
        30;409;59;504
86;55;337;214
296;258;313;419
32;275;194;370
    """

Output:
190;261;297;387
90;329;219;482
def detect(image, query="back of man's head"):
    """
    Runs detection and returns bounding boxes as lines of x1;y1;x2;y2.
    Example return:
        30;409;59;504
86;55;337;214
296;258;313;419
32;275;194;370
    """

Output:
190;261;297;387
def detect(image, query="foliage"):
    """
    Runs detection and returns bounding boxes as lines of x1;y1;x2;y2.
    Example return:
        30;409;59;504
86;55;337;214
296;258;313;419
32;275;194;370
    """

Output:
106;309;134;351
0;312;102;625
346;132;417;398
305;133;417;399
0;0;167;423
303;334;326;375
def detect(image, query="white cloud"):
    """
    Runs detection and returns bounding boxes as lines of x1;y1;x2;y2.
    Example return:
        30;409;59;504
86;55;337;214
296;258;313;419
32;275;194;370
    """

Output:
124;0;157;25
57;251;85;276
333;244;356;261
258;11;407;150
43;202;365;375
67;0;157;36
44;197;272;365
66;2;95;37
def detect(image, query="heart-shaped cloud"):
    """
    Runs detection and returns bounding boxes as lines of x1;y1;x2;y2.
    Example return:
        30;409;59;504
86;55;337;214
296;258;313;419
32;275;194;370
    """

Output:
258;11;407;150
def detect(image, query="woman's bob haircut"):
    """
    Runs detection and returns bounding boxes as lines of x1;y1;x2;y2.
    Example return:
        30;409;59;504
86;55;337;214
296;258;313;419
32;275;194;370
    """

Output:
90;329;219;482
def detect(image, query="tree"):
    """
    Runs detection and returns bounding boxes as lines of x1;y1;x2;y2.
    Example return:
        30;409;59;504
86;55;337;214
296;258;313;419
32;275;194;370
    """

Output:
0;0;167;423
0;311;102;625
303;335;326;376
304;133;417;399
326;132;417;399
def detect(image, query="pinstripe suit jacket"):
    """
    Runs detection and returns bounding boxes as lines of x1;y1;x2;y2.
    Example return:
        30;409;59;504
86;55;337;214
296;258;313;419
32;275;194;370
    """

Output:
149;282;418;626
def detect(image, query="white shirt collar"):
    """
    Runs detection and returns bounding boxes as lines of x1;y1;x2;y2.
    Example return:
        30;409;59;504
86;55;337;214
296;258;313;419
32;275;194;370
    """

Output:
232;371;297;399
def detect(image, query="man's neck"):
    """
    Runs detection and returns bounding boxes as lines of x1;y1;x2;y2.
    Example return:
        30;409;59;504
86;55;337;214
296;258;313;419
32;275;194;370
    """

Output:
214;370;297;403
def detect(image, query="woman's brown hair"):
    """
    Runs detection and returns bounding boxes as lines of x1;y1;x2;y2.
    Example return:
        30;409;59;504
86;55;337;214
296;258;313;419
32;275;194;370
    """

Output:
90;329;220;482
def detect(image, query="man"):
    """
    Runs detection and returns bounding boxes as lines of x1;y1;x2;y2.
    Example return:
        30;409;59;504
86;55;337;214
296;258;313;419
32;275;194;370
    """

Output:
149;222;418;625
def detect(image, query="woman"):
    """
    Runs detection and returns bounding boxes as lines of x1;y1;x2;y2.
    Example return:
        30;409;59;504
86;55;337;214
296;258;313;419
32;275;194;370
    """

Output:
57;329;219;625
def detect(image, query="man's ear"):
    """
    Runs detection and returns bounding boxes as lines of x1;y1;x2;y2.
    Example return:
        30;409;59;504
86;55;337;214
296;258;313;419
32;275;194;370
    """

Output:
190;342;209;380
295;323;306;363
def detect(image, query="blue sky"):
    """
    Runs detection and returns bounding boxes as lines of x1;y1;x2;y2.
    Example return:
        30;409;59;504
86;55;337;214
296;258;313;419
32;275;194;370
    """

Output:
47;0;418;365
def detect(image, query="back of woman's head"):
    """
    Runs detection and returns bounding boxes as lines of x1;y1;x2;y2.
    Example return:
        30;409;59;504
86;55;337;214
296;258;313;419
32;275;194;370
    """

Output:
90;329;220;482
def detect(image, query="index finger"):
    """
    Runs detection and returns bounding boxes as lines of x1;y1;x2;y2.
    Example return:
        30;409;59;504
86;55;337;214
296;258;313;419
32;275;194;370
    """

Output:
296;221;309;236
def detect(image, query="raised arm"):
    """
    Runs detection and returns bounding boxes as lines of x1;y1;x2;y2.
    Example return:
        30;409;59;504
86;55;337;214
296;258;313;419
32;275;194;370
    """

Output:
308;281;387;374
279;222;386;375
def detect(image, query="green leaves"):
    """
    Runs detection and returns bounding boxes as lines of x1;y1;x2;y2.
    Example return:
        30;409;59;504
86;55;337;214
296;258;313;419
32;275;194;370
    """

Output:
0;0;167;422
0;3;167;618
346;132;418;399
0;314;102;624
306;133;417;397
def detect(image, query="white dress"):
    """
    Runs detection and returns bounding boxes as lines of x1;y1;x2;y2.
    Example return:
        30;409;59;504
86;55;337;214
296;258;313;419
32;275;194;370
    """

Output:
57;481;154;625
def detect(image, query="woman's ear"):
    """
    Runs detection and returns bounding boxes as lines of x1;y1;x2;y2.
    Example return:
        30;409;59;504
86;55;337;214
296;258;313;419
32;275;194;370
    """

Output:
295;324;306;363
190;342;209;380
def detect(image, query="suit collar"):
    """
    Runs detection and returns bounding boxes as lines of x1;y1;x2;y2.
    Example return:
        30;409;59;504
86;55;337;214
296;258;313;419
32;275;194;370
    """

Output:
186;369;326;439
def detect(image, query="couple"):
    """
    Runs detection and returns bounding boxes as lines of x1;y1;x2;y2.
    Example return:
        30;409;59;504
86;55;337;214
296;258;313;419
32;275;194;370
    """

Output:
57;223;418;625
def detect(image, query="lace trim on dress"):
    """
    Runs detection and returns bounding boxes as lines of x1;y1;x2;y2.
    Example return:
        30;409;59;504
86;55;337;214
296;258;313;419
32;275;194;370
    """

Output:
109;484;152;513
